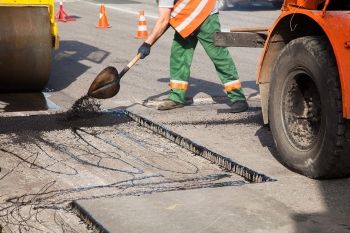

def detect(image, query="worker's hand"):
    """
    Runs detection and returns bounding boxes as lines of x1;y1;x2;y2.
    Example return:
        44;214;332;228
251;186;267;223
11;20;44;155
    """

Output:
138;42;151;59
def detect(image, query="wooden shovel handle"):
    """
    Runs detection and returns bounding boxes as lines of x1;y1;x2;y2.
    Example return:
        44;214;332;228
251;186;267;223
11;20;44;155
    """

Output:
127;53;142;68
119;53;142;79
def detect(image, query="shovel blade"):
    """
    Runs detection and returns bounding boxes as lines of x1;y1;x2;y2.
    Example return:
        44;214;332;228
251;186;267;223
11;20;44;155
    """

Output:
88;66;121;99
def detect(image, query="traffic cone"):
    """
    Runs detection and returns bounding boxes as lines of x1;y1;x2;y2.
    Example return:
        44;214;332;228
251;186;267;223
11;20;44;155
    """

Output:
135;10;148;39
55;0;75;22
97;4;111;28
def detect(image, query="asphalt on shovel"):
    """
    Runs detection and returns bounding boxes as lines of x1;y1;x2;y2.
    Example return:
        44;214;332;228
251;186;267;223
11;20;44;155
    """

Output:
88;53;141;99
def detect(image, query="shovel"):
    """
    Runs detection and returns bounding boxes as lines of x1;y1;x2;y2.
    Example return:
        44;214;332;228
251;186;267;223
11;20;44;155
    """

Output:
88;26;170;99
87;53;141;99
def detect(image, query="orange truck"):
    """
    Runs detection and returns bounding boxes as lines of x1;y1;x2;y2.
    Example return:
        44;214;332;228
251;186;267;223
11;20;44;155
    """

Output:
215;0;350;178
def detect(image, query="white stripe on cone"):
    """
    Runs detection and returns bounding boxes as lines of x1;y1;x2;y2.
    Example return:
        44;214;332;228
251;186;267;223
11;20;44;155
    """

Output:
137;25;147;31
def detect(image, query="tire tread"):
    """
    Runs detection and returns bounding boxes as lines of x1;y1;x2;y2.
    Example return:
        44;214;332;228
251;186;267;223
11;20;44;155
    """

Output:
270;36;350;178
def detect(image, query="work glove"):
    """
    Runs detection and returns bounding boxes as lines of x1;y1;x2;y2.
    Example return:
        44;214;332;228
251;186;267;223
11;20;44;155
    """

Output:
138;42;151;59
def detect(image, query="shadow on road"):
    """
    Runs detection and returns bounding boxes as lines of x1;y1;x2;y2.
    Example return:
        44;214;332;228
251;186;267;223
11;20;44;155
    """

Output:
0;93;50;112
0;111;126;135
144;77;255;105
48;40;110;92
291;179;350;232
221;2;282;11
242;80;260;99
255;121;350;232
293;129;350;232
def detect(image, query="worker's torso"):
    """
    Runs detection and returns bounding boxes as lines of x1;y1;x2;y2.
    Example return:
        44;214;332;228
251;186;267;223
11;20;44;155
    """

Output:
158;0;219;14
159;0;218;38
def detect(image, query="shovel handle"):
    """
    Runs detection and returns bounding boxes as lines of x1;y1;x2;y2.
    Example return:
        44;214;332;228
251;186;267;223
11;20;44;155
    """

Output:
119;53;142;79
127;53;142;68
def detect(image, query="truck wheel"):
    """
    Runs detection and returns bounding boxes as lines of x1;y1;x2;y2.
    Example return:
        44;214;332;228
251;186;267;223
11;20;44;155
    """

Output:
269;36;350;179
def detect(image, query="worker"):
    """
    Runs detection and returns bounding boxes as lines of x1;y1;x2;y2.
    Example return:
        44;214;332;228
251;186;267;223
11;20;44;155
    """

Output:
137;0;248;112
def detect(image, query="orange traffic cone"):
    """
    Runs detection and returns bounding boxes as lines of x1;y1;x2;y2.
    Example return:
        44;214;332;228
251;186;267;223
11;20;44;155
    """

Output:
135;10;148;39
97;4;111;28
55;0;75;22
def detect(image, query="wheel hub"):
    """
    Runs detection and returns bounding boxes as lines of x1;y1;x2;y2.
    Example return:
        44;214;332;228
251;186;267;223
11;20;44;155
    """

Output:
282;70;322;150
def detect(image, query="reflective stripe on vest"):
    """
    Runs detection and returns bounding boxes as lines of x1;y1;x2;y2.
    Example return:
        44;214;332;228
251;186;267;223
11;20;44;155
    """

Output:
170;0;216;38
224;80;241;91
169;80;189;90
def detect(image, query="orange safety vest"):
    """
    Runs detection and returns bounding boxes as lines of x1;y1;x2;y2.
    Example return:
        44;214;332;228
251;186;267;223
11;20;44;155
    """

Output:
169;0;216;38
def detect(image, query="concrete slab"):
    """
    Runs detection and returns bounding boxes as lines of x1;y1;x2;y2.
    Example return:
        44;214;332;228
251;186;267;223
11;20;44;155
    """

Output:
75;183;348;233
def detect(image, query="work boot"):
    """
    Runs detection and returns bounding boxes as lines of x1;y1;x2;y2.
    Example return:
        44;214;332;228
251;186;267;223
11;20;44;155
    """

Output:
229;100;249;113
157;99;184;110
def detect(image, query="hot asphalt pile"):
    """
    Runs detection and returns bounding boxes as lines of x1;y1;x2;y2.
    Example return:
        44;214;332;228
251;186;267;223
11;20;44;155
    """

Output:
65;95;102;120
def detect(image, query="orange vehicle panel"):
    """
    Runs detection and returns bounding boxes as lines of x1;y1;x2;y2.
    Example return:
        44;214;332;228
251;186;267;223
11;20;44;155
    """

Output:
258;8;350;118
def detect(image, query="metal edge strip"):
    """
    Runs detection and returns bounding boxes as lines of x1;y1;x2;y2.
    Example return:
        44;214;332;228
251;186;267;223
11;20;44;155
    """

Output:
122;110;276;183
70;201;110;233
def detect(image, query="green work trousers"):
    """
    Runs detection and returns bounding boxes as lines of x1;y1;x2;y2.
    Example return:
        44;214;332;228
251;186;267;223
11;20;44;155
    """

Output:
169;14;246;104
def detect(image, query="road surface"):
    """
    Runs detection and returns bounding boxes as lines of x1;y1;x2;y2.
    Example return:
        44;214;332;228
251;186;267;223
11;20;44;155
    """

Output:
0;1;349;232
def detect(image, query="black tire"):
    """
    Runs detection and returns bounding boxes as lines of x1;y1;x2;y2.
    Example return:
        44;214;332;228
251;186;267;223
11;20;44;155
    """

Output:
269;36;350;179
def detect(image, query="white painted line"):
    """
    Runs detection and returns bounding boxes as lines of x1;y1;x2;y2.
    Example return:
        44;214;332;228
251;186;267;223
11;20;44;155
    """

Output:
84;1;158;19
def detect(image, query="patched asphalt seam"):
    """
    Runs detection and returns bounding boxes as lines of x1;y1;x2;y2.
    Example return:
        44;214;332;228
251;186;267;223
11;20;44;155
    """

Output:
123;110;275;183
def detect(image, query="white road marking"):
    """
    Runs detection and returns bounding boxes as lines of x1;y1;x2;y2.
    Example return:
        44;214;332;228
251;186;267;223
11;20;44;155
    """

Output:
84;1;159;19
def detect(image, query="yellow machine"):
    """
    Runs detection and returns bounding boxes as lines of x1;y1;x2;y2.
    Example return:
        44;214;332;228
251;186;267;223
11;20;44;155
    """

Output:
0;0;58;91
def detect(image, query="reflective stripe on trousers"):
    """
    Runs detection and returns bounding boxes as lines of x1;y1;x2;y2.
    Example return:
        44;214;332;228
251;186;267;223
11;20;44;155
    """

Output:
168;14;246;104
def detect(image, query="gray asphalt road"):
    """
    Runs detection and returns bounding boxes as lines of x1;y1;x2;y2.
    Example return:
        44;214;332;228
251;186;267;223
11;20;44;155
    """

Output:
0;1;349;233
46;0;280;109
